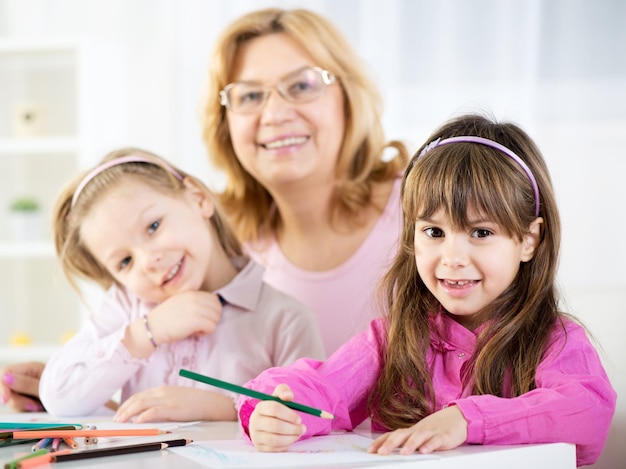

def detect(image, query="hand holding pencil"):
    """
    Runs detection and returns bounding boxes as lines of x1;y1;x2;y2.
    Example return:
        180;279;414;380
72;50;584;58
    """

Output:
178;369;333;453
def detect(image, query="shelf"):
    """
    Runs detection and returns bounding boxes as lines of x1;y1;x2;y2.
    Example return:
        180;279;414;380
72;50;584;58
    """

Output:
0;136;79;156
0;345;61;364
0;241;55;258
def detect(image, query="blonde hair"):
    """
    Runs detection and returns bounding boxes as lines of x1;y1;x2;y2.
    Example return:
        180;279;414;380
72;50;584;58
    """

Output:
202;7;408;242
369;114;563;429
53;147;243;291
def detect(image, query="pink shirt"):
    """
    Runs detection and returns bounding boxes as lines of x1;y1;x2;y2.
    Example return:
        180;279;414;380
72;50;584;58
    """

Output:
247;177;402;356
40;261;325;417
239;314;616;467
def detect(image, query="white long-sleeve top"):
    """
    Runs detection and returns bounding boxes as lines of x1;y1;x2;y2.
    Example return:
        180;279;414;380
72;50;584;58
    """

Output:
40;261;324;417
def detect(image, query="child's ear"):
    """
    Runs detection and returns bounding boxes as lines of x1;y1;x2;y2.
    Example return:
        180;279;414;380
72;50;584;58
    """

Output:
521;217;543;262
182;177;215;218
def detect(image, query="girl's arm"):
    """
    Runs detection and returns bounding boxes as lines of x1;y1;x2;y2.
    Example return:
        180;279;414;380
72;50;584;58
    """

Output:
452;321;616;467
238;318;386;442
39;288;146;416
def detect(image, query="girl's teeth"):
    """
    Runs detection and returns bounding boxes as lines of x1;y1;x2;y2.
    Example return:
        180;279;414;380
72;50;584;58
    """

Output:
165;262;180;282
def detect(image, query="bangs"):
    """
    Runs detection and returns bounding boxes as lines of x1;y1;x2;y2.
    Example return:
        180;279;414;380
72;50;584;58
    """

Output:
403;144;531;237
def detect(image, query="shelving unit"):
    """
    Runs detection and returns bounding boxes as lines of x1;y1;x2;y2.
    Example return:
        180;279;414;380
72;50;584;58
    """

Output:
0;40;86;364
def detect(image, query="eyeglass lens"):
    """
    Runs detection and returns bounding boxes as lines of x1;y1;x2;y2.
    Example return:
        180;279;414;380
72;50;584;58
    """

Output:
223;67;333;113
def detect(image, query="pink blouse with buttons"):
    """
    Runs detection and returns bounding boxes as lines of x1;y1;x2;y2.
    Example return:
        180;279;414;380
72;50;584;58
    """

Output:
238;313;616;467
40;261;325;417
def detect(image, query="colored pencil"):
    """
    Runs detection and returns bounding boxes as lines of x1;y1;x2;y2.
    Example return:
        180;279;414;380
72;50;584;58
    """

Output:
179;368;335;419
15;439;191;468
50;438;61;452
13;450;72;469
61;436;78;449
1;425;81;440
0;422;83;430
0;438;40;448
3;448;49;469
30;438;51;452
12;428;169;439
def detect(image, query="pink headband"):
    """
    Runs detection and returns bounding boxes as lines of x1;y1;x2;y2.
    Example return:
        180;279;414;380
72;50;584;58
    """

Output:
416;136;540;217
70;156;184;208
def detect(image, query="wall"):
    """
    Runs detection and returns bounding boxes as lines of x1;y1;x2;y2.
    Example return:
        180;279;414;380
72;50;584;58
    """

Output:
0;0;624;467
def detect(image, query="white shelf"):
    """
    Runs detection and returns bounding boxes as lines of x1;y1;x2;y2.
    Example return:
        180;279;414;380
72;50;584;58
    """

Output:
0;241;55;259
0;136;79;156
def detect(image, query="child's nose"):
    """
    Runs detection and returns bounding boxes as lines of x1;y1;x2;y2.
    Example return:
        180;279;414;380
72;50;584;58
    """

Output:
441;237;469;268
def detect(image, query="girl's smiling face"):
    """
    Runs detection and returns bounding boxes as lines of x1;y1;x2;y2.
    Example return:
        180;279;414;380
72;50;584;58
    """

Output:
413;208;541;328
80;177;218;304
225;33;345;191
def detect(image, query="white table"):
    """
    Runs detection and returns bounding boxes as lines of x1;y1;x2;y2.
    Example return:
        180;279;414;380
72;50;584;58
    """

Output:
0;421;575;468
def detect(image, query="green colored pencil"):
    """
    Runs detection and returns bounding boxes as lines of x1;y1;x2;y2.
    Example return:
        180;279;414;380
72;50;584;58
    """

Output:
179;369;334;419
3;448;48;469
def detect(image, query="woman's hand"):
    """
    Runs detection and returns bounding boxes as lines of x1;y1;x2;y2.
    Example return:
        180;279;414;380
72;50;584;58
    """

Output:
249;384;306;452
0;362;45;412
368;405;468;455
114;386;236;423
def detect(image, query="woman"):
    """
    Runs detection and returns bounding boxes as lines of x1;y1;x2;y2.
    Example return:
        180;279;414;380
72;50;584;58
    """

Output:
1;7;408;410
203;8;408;355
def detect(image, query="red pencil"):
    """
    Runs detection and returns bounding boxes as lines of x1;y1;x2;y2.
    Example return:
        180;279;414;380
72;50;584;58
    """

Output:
12;428;169;439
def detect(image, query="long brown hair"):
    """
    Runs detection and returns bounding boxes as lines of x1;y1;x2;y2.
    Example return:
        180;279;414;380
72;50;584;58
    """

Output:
202;8;408;242
370;114;562;429
53;147;243;292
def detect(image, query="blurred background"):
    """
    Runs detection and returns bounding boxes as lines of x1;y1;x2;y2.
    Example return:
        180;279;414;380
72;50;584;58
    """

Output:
0;1;624;467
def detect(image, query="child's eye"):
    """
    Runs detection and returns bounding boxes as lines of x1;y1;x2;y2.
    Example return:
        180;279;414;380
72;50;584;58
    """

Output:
472;228;493;238
148;220;160;234
424;227;444;238
119;256;132;270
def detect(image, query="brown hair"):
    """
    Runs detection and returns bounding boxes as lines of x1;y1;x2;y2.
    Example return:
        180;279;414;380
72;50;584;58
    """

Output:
202;7;408;242
369;114;562;429
53;147;243;291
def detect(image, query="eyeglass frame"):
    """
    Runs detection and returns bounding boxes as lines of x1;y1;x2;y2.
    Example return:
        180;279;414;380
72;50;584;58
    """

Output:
219;66;337;113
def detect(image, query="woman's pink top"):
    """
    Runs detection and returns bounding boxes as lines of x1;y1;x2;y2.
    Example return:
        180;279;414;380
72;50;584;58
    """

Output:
246;177;402;356
239;313;616;466
40;261;324;416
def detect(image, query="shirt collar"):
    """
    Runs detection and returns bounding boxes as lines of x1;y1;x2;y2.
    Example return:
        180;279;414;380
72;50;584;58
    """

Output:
215;260;265;312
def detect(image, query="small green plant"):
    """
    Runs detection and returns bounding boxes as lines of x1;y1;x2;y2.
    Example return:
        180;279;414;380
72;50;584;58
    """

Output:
9;197;40;212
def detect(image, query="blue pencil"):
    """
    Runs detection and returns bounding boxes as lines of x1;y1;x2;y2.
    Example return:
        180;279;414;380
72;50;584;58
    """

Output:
32;437;52;452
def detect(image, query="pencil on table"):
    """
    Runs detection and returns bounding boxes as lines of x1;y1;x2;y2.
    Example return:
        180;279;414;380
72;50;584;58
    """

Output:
3;448;49;469
30;438;51;452
0;423;83;430
50;438;61;452
15;439;191;468
1;425;82;440
179;369;335;419
12;428;169;439
62;436;78;449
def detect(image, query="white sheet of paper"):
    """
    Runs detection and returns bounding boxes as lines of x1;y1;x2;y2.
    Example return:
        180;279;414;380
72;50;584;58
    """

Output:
169;433;439;468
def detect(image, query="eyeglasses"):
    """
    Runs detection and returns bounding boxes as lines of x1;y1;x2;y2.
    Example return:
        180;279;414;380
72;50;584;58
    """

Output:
220;66;336;114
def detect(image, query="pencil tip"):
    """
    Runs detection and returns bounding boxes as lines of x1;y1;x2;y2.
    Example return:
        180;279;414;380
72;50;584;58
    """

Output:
321;411;335;419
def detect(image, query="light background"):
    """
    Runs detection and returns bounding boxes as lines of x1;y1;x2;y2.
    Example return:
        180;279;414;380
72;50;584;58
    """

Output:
0;1;624;467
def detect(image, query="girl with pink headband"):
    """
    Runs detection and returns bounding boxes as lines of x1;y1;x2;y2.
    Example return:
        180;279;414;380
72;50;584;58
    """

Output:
239;114;616;466
38;147;324;422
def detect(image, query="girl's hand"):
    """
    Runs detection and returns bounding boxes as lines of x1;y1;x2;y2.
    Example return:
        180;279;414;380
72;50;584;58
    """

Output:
249;384;306;452
0;362;45;412
149;291;223;344
114;386;236;423
368;405;468;455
